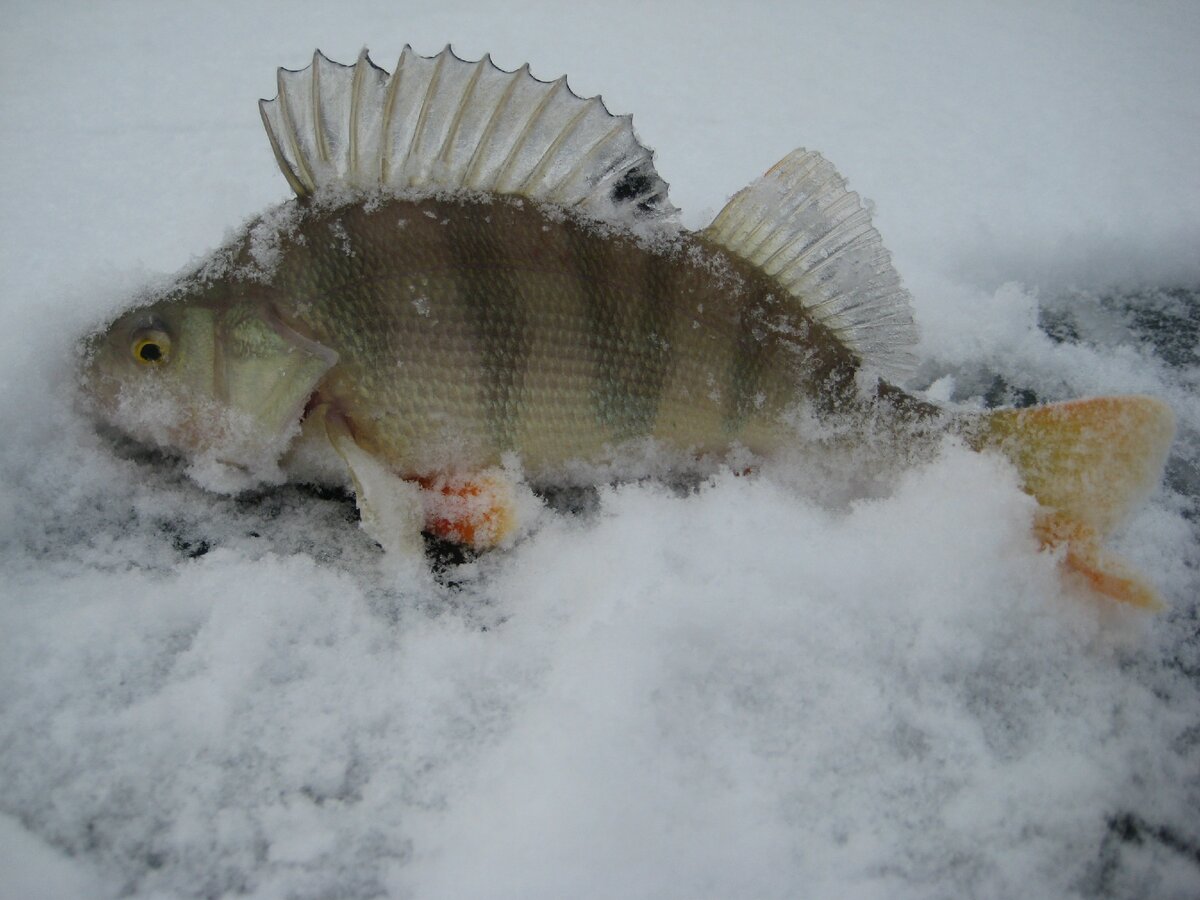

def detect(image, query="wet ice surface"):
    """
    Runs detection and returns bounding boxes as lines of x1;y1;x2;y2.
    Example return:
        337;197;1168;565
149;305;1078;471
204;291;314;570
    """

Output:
2;2;1199;898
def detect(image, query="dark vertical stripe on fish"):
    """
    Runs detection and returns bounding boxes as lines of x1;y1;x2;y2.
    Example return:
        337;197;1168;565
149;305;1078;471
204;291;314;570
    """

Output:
724;284;775;434
638;245;678;437
448;206;531;452
565;220;673;441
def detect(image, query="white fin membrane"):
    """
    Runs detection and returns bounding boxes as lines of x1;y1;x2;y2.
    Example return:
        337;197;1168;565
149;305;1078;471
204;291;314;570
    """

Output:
704;150;919;381
259;47;676;222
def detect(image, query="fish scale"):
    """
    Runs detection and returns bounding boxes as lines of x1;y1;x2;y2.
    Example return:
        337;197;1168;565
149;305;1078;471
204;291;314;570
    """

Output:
263;195;850;477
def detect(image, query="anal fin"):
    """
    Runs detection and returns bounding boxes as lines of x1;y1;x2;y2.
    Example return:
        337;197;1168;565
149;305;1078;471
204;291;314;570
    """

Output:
417;471;520;550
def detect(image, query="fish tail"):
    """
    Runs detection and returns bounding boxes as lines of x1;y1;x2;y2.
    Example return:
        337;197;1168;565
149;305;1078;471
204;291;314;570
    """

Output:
969;396;1175;608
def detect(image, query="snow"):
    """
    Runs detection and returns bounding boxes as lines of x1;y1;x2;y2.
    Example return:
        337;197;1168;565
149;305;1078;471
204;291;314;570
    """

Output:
2;1;1199;898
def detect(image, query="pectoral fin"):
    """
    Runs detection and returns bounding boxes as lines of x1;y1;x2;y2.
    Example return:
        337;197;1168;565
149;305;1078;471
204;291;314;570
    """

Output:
312;404;526;560
316;406;426;558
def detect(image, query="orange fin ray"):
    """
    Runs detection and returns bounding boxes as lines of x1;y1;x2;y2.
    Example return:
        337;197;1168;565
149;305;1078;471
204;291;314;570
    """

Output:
1034;511;1163;610
417;471;519;550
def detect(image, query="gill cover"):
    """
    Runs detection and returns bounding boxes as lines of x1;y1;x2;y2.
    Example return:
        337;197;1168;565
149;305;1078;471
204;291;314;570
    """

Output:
215;307;337;447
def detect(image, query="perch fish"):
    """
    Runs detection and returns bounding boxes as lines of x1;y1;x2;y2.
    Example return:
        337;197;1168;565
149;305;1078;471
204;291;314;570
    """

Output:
81;47;1175;605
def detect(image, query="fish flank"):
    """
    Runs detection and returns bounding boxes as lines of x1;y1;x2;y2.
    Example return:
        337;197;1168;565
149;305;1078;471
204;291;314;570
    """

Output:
450;214;531;454
562;223;672;441
726;297;776;434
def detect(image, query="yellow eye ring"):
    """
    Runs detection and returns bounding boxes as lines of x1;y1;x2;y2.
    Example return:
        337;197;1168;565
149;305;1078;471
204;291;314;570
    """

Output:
131;329;171;366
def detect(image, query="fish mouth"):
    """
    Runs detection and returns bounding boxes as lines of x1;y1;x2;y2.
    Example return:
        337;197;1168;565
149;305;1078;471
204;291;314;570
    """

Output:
301;391;324;422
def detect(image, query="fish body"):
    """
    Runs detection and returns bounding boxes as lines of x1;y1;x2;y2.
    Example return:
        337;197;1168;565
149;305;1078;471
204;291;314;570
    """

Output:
254;194;870;478
82;47;1174;604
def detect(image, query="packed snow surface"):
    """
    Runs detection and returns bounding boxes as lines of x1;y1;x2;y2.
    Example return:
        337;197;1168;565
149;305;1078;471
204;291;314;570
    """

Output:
2;2;1199;898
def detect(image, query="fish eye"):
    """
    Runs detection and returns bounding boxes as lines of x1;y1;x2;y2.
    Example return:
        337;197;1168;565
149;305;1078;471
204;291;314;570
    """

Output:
131;327;172;366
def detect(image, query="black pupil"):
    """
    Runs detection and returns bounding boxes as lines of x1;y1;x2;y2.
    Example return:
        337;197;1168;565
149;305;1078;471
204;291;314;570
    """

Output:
139;342;162;362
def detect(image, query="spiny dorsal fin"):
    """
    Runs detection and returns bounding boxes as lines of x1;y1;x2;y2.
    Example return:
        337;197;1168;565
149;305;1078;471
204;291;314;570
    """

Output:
704;149;918;381
259;47;676;222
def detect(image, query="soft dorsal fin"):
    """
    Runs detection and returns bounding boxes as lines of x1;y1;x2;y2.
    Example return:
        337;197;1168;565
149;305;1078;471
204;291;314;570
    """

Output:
704;149;918;380
259;47;676;222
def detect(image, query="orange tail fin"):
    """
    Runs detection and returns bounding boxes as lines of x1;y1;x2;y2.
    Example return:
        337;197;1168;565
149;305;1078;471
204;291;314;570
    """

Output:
970;396;1175;608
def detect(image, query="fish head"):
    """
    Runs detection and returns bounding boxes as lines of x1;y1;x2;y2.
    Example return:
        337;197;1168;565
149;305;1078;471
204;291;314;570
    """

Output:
81;289;336;490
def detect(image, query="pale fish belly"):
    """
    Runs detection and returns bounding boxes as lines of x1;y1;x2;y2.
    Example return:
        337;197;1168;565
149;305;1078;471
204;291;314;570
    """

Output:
268;195;861;478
